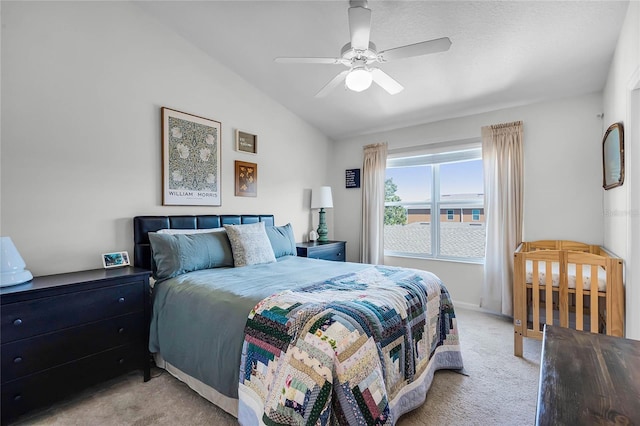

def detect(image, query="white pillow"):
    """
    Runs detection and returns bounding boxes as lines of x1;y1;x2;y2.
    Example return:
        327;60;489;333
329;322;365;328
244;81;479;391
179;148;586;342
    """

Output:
157;227;225;235
223;222;276;267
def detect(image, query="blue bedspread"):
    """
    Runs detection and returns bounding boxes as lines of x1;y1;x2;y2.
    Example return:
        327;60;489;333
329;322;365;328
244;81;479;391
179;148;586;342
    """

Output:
149;256;463;422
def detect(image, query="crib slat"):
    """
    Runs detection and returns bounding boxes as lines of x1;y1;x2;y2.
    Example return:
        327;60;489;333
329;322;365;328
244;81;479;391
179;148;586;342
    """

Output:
606;259;613;335
514;249;526;357
546;260;553;327
559;251;569;328
575;264;584;331
590;264;599;333
608;258;624;336
533;260;540;332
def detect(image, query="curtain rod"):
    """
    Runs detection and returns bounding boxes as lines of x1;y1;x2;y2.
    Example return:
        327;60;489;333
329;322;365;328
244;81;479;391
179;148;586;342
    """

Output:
363;142;387;149
490;121;522;130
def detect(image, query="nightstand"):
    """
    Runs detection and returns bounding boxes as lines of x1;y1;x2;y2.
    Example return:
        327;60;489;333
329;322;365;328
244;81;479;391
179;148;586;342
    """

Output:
0;267;151;423
296;241;346;262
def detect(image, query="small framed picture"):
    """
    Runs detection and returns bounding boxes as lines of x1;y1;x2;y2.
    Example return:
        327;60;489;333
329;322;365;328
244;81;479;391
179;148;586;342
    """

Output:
102;251;130;269
345;168;361;188
236;130;257;154
235;160;257;197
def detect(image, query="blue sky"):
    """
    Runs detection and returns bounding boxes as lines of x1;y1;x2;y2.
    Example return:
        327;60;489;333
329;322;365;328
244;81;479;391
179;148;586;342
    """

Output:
386;159;483;202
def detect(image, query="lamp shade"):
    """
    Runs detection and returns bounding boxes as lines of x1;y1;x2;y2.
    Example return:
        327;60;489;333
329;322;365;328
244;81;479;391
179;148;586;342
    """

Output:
311;186;333;209
1;237;33;287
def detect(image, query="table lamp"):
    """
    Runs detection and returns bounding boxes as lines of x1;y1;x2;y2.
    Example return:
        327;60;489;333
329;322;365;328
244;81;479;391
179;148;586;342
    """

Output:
1;236;33;287
311;186;333;243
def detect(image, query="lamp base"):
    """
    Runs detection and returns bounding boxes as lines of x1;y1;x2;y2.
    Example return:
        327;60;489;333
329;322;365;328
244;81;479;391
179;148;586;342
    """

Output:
1;270;33;287
317;231;329;243
317;208;329;242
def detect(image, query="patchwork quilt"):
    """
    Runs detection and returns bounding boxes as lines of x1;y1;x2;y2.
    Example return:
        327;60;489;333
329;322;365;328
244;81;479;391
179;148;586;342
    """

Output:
238;265;462;425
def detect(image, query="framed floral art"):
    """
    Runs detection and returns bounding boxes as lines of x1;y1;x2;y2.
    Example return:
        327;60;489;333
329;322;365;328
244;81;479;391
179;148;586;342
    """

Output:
161;107;222;206
235;160;257;197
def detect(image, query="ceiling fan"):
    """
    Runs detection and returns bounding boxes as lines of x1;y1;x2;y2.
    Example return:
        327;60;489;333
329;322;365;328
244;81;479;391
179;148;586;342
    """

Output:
275;0;452;97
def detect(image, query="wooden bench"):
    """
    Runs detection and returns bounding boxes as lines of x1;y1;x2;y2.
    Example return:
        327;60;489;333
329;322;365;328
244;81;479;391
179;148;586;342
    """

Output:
536;325;640;425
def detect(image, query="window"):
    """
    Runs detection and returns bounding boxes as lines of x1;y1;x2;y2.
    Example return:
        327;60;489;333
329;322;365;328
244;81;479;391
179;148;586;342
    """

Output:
384;145;485;262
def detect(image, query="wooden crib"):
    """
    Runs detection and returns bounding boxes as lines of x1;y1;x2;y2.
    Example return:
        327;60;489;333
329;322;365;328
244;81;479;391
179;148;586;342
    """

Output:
513;240;624;356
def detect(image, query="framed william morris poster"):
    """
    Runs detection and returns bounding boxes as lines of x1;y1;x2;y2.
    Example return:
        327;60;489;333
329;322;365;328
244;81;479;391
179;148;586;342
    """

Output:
161;107;222;206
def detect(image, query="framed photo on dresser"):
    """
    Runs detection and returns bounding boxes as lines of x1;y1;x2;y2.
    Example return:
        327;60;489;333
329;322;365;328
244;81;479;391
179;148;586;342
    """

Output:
101;251;130;269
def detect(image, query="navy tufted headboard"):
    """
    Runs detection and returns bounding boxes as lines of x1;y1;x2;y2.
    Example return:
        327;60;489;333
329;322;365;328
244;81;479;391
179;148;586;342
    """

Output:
133;214;275;270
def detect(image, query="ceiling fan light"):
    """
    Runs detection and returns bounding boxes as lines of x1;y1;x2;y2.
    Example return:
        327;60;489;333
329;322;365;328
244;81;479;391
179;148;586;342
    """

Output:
345;68;372;92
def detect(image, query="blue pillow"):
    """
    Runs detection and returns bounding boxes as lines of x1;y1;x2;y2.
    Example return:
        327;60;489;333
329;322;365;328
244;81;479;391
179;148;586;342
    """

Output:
265;223;297;258
148;231;233;281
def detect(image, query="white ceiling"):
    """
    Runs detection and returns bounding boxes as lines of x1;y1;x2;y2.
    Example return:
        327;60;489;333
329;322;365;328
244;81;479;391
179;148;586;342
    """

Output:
136;1;630;140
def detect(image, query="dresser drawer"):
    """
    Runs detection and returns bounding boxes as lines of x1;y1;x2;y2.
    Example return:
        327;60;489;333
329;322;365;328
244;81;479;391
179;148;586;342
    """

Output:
1;343;142;423
1;281;143;343
1;312;144;382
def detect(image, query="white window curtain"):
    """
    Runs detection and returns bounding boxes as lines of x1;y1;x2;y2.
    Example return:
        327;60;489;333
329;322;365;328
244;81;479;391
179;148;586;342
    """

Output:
481;121;523;316
361;142;388;264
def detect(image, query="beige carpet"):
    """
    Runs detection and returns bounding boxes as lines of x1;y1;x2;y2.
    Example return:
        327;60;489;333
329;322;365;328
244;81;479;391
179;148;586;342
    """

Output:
11;307;542;426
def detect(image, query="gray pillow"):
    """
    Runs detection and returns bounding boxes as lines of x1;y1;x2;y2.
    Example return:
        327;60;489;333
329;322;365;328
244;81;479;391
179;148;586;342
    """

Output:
266;223;297;258
223;222;276;267
148;231;233;281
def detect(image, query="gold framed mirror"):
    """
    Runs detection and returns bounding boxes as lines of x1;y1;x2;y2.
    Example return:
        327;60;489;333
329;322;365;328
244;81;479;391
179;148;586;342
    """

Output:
602;122;624;190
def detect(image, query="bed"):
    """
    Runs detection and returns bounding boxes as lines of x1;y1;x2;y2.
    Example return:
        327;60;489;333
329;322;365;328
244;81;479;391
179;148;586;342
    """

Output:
134;214;463;424
513;240;624;357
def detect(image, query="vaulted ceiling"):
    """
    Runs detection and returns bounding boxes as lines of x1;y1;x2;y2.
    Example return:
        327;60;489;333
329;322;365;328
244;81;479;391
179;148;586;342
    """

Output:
136;1;630;140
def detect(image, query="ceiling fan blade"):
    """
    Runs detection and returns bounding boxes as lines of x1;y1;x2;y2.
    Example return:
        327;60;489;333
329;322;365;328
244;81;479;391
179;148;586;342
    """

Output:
275;57;343;65
315;70;349;98
378;37;452;62
371;68;404;95
348;5;371;50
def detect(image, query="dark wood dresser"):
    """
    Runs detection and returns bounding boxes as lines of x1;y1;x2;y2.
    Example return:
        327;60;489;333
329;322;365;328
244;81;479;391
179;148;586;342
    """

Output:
0;267;151;423
296;241;346;262
536;325;640;425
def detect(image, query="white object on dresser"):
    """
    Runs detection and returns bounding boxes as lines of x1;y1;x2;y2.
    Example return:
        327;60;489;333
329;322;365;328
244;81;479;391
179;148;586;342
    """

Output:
0;237;32;287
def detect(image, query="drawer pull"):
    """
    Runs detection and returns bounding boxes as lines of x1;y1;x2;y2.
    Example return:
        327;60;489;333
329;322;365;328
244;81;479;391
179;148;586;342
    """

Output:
13;318;22;326
13;356;23;364
118;358;125;365
118;297;125;303
118;327;125;334
13;394;22;402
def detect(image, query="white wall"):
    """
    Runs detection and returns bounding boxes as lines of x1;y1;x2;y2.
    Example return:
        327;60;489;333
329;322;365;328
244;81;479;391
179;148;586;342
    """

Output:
0;1;332;276
602;1;640;339
331;92;604;306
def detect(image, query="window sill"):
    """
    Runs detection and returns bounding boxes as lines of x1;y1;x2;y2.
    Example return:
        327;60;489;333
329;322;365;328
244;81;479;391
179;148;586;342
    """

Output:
384;252;485;265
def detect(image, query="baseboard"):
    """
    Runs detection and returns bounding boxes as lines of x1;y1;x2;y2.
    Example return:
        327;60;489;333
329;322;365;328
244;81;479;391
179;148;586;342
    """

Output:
453;301;482;311
453;301;515;324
